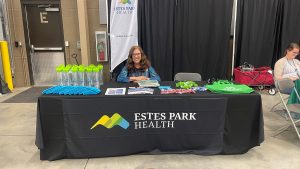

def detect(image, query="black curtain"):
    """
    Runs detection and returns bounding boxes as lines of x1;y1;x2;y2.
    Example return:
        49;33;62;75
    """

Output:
173;0;233;80
235;0;283;68
235;0;300;68
138;0;176;81
281;0;300;60
138;0;233;80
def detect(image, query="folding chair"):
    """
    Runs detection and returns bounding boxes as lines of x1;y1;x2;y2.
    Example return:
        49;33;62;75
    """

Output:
272;78;300;141
174;72;202;81
270;69;289;112
270;80;290;119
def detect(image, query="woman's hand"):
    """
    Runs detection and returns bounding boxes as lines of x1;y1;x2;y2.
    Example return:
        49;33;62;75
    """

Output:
129;76;149;83
138;76;149;81
289;77;299;81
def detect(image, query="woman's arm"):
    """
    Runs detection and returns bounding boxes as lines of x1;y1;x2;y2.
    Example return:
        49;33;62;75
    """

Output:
117;67;148;83
148;67;161;81
295;58;300;68
274;59;284;80
129;76;147;82
117;66;130;83
295;59;300;79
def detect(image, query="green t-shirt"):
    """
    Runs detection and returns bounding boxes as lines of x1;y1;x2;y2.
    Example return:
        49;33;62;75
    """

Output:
287;79;300;104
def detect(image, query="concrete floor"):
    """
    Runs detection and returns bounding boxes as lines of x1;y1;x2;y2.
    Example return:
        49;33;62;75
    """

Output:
0;88;299;169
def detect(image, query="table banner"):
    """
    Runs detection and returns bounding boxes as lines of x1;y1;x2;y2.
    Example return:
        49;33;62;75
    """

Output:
62;97;227;158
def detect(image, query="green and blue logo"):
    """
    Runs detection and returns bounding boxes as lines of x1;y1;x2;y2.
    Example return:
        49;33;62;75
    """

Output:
119;0;131;5
91;113;129;129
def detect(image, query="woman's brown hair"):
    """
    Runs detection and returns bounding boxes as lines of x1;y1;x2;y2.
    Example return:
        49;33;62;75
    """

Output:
126;46;150;72
284;42;300;56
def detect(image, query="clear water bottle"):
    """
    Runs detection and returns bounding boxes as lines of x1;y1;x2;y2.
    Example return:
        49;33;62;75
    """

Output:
62;69;68;86
98;64;104;86
86;66;93;87
93;67;100;88
78;66;85;86
71;65;79;86
63;65;72;86
56;65;64;86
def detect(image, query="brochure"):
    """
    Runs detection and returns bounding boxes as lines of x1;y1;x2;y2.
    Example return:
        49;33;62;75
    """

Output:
128;87;154;95
105;88;126;95
137;80;160;87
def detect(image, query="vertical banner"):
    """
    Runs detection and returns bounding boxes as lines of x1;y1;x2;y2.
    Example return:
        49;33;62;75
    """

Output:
110;0;138;71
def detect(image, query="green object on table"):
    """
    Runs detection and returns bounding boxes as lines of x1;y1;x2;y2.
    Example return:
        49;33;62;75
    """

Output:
287;79;300;104
71;65;78;72
176;81;198;89
97;64;103;70
78;67;85;72
63;65;72;72
206;80;254;94
86;67;93;73
93;66;100;72
56;65;64;72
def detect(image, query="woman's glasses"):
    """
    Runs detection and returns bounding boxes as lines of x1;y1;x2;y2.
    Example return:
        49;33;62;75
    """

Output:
132;53;141;56
290;50;299;55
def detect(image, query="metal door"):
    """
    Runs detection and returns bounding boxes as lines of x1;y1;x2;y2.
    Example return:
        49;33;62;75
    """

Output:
23;3;65;86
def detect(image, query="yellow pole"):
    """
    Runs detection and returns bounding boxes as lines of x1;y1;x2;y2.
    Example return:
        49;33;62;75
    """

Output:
0;41;13;90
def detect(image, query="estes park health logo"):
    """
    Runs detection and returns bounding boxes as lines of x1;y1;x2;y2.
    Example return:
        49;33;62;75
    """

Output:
91;113;129;129
119;0;131;5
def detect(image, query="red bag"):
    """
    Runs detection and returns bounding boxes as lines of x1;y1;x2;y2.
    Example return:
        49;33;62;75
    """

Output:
233;66;274;85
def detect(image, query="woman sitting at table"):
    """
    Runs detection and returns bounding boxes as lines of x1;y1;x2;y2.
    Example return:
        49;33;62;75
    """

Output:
274;42;300;81
117;46;161;83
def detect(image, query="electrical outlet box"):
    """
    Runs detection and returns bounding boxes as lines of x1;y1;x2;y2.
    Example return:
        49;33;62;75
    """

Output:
65;41;69;47
14;41;22;47
76;41;81;49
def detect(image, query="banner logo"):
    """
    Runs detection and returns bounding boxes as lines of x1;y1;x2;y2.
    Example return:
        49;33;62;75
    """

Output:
119;0;131;4
91;113;129;129
134;112;197;129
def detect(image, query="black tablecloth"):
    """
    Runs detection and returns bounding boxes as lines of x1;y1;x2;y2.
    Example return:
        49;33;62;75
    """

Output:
36;82;264;160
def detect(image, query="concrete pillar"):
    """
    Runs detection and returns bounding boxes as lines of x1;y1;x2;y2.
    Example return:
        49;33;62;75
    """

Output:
77;0;90;65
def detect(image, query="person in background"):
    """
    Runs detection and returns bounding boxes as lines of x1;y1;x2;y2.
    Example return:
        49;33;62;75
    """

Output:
274;43;300;81
117;46;161;83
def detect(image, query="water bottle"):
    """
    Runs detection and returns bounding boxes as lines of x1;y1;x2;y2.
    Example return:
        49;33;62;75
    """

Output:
56;65;64;86
63;65;72;86
62;67;68;86
71;65;79;86
93;67;100;88
90;65;97;86
78;66;85;86
86;66;93;87
98;64;104;86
